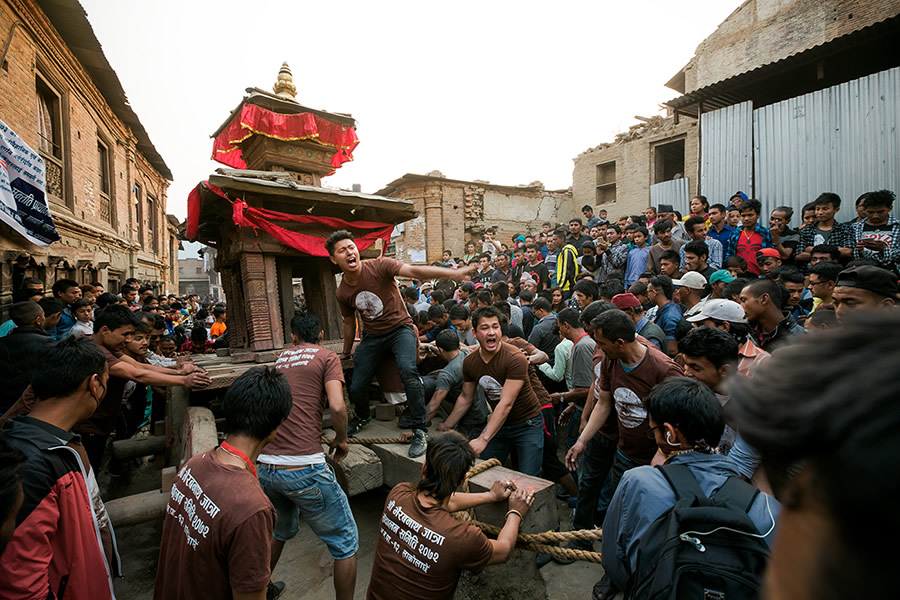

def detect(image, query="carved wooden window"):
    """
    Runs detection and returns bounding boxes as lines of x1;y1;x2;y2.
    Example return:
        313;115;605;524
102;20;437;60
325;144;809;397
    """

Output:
36;75;64;204
135;183;144;248
148;195;158;253
97;140;111;223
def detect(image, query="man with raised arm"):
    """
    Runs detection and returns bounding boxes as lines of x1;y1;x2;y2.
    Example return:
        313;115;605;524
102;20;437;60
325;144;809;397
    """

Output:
327;230;476;458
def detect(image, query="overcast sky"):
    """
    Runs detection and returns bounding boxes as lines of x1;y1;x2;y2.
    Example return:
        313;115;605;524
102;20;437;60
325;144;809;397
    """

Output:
79;0;742;231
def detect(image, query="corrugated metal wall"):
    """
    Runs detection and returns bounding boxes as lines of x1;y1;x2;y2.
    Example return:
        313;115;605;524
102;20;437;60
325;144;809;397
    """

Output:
753;66;900;223
649;178;690;216
700;101;753;208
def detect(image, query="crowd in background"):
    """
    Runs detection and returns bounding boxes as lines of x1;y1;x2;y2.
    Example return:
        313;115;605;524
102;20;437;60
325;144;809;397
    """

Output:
0;187;897;600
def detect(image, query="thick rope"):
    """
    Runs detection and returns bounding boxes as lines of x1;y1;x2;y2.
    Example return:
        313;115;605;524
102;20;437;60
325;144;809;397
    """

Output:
319;436;603;562
321;436;408;445
453;457;603;562
467;520;602;544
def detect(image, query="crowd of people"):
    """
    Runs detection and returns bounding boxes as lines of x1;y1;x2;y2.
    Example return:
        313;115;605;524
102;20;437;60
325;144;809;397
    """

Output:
0;188;897;600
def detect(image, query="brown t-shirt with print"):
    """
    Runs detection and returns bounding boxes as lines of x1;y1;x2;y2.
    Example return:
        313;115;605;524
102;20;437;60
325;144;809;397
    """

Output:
337;257;413;335
599;341;682;464
367;482;493;600
264;343;345;457
154;450;275;600
462;342;542;426
74;341;127;436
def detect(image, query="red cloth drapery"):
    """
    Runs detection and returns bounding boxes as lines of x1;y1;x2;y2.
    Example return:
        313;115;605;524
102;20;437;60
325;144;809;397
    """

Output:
185;181;393;257
212;103;359;172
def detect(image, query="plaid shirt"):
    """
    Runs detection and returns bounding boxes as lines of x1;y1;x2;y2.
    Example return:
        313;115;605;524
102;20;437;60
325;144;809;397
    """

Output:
600;240;630;283
724;223;774;259
680;237;724;271
850;215;900;270
798;221;855;253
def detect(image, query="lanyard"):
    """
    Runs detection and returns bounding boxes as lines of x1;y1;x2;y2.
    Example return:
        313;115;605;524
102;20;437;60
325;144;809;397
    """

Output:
219;441;257;478
570;332;590;359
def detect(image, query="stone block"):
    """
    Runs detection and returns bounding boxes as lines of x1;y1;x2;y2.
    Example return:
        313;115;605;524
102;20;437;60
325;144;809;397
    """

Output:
374;403;396;421
468;465;557;534
254;351;278;363
231;352;257;363
216;348;231;357
322;443;383;497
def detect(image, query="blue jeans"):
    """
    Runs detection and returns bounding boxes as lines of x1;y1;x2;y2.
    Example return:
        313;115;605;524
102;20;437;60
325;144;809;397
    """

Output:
350;324;426;429
481;415;544;477
258;462;359;559
573;434;616;532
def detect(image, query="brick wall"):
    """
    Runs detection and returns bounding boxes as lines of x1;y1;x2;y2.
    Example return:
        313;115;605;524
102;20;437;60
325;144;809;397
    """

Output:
0;0;176;308
572;118;699;220
681;0;899;93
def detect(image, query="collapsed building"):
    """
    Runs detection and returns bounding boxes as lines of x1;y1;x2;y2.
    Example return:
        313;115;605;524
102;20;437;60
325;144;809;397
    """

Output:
378;172;574;265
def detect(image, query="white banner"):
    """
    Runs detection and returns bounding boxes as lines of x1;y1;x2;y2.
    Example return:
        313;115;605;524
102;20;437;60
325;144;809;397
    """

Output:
0;118;60;246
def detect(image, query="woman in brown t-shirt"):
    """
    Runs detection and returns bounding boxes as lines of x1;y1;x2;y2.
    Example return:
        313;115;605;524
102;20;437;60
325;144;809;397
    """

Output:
367;432;533;600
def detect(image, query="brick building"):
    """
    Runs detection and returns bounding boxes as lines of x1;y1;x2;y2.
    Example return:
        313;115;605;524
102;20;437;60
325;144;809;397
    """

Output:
573;0;900;220
0;0;177;315
377;171;575;265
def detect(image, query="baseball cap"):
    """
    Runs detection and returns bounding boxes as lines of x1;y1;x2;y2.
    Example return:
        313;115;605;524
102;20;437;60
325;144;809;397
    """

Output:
757;248;781;259
420;281;434;291
709;269;735;284
835;266;899;299
732;191;748;202
672;271;708;290
686;299;748;324
611;293;642;310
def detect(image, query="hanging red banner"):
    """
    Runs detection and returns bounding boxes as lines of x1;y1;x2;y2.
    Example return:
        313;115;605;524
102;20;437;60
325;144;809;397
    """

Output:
212;103;359;172
185;181;392;257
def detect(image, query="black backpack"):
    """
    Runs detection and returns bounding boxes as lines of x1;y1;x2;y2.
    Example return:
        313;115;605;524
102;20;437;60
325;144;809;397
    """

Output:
625;463;772;600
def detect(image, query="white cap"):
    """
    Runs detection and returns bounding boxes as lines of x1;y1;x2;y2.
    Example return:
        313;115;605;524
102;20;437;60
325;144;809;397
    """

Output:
686;299;747;324
672;271;708;290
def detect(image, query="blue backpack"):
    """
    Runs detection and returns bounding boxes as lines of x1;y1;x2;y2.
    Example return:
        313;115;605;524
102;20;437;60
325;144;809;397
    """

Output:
625;464;771;600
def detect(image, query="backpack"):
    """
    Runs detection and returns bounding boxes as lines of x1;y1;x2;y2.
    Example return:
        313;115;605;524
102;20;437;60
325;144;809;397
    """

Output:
625;463;771;600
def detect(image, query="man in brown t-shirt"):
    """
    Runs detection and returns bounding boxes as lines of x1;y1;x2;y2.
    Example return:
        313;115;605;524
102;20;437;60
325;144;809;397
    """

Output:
456;306;544;476
565;309;681;597
155;367;292;600
367;432;534;600
257;312;358;600
328;230;475;458
566;308;682;494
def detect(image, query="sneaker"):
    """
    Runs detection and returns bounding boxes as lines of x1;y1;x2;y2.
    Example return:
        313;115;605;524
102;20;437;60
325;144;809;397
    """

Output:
408;429;428;458
347;416;371;436
266;581;286;600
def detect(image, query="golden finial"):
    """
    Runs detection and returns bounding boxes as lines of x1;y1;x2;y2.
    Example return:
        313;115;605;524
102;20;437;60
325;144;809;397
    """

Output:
273;62;297;100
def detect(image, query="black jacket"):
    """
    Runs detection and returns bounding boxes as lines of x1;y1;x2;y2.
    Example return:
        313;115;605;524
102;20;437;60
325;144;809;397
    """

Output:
0;327;52;412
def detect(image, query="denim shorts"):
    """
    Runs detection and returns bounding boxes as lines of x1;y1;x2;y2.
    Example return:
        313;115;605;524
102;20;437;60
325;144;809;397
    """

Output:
257;462;359;559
